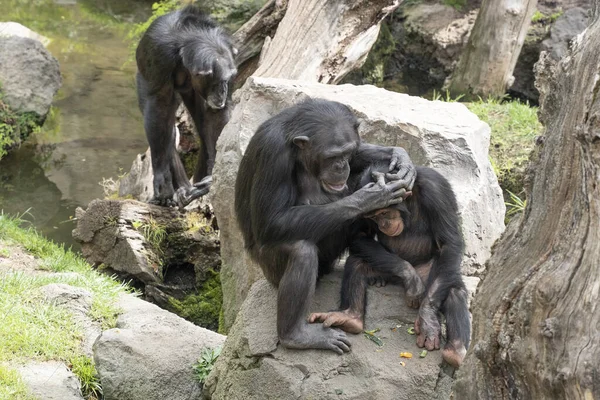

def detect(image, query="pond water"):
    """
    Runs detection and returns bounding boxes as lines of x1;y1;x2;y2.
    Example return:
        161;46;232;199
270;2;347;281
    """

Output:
0;0;152;248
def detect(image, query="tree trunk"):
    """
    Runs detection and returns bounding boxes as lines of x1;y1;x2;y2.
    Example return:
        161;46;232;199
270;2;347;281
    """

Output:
454;2;600;398
252;0;400;83
231;0;289;87
446;0;537;100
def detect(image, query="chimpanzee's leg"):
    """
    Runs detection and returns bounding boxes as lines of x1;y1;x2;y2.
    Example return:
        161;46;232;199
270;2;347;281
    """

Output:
440;286;470;368
260;241;352;354
199;103;231;180
414;244;463;352
137;75;180;207
350;236;425;308
309;255;370;334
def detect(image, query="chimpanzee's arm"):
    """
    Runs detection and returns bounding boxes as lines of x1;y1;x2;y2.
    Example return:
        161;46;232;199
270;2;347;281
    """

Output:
352;143;416;190
257;179;406;245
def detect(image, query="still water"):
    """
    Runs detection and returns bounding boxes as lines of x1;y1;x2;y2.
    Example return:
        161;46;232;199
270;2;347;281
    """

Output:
0;0;152;248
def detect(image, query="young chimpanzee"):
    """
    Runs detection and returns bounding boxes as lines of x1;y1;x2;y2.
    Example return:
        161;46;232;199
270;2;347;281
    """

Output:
235;99;416;354
136;5;237;207
310;164;471;367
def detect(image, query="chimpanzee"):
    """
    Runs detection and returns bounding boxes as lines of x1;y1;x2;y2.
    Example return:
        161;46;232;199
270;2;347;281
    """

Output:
310;164;471;367
234;99;416;354
136;5;237;207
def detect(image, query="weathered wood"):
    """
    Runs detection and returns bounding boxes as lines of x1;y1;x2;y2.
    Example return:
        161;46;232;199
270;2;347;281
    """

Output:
253;0;400;83
454;2;600;398
446;0;538;99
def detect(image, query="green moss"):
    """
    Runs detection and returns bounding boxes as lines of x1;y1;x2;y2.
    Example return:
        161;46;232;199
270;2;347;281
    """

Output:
169;269;222;331
0;92;42;161
443;0;466;11
346;22;396;85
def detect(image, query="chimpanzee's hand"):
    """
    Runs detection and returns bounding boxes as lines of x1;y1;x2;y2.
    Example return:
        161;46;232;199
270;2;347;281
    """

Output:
355;171;408;212
386;147;416;191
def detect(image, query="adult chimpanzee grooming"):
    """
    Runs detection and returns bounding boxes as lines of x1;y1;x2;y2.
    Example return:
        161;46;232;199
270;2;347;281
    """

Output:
136;5;237;207
310;163;470;367
235;99;416;354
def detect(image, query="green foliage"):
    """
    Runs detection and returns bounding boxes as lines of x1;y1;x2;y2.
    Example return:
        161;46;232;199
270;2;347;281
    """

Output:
132;217;168;253
192;346;222;385
443;0;466;11
505;190;527;222
531;10;545;23
466;97;542;196
0;364;36;400
169;269;222;331
432;89;465;103
70;355;102;400
531;9;563;24
0;91;42;161
346;22;396;85
128;0;181;56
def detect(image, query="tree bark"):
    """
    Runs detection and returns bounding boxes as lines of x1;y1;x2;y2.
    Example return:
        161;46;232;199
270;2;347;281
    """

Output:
454;2;600;398
231;0;289;86
446;0;537;100
252;0;400;83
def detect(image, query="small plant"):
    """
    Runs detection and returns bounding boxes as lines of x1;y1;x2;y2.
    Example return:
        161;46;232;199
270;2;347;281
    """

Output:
70;355;102;400
132;217;167;251
192;346;222;385
431;89;465;103
531;10;545;23
505;190;527;222
0;248;9;258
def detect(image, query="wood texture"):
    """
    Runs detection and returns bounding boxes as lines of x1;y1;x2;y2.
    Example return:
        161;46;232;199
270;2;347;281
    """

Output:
454;2;600;398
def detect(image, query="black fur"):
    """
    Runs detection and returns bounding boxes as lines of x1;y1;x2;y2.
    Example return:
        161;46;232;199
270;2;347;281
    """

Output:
234;99;414;353
136;5;237;207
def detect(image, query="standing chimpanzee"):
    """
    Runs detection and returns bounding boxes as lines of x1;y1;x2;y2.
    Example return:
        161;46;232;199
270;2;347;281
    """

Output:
310;163;471;367
136;5;237;207
235;99;416;354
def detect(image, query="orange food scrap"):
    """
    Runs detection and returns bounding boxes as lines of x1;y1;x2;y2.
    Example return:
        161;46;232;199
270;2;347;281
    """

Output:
400;352;413;359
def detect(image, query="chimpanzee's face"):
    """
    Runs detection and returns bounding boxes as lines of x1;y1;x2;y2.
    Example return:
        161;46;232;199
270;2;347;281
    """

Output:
366;208;405;236
315;123;359;194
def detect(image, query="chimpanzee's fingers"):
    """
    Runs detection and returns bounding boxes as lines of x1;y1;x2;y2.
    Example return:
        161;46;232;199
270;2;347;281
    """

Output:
193;175;212;190
335;340;351;353
387;168;417;190
372;171;386;186
388;154;399;172
392;188;407;198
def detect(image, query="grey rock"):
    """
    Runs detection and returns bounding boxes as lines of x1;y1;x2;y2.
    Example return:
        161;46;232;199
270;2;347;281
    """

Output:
0;36;61;117
542;7;590;61
18;361;83;400
40;283;101;357
94;294;226;400
204;276;454;400
118;148;154;202
212;77;505;330
0;22;50;46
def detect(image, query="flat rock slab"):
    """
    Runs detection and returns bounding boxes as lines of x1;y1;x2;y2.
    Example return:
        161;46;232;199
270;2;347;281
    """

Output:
18;361;83;400
204;274;454;400
94;295;226;400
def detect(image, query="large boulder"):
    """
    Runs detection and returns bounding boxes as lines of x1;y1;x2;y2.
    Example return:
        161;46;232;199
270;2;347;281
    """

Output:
18;361;83;400
212;77;504;331
94;294;226;400
204;276;454;399
0;22;50;46
0;35;61;117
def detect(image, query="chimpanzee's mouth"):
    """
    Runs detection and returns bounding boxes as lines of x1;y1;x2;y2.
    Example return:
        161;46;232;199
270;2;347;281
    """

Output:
324;181;347;193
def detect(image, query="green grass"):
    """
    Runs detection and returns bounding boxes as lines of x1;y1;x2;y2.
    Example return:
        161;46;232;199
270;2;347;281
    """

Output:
466;97;542;197
0;214;132;398
0;364;36;400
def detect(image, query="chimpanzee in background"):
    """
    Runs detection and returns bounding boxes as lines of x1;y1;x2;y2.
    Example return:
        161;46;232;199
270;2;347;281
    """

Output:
235;99;416;354
310;163;470;367
136;5;237;207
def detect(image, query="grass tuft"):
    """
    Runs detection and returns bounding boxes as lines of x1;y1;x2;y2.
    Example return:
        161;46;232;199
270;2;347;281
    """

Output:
192;346;222;385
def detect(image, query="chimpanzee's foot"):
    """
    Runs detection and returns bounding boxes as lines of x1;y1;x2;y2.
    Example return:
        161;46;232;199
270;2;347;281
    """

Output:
280;323;351;354
367;276;387;287
151;172;177;207
149;195;177;207
175;176;212;208
308;310;363;334
442;340;467;368
414;305;441;350
405;276;425;309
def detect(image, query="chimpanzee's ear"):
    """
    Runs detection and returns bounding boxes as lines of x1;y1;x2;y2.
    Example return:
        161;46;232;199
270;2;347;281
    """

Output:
292;136;310;149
